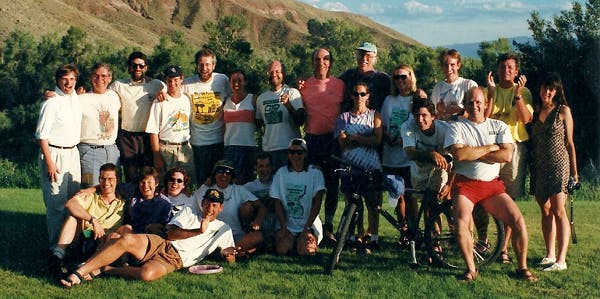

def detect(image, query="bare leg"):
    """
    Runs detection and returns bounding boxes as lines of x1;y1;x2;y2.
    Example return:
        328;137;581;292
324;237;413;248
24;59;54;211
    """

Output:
536;196;556;260
454;195;476;273
550;192;570;264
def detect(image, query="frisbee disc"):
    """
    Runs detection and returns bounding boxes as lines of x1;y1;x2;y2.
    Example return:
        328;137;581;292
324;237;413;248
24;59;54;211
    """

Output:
188;264;223;275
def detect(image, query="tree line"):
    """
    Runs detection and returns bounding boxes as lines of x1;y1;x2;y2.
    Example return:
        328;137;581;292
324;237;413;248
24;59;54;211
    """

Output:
0;0;597;187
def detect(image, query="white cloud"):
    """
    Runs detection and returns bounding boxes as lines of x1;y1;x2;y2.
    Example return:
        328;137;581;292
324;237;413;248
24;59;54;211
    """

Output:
359;3;385;14
481;1;525;11
321;2;351;12
404;1;443;15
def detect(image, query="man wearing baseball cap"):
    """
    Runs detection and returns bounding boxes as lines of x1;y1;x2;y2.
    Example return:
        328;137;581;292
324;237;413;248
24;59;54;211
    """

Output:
339;42;391;113
60;187;236;287
146;65;195;181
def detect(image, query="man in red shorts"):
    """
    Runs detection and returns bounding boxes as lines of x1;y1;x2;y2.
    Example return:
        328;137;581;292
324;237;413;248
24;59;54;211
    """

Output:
444;86;537;282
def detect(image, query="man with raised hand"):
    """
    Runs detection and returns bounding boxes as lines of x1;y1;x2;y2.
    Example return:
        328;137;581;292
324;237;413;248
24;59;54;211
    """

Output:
444;87;537;283
256;60;306;171
111;51;164;182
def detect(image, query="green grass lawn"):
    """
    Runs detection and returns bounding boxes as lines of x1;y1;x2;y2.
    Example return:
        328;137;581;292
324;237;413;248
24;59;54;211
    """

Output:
1;188;599;298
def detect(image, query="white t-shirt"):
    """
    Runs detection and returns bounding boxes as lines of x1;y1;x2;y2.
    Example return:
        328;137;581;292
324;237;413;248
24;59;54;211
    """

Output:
167;193;193;212
381;94;412;168
244;178;277;231
223;94;257;147
79;90;121;145
270;166;325;238
444;118;514;181
169;206;235;267
402;119;449;188
183;73;231;146
430;77;478;109
193;184;257;239
145;93;191;143
256;85;304;151
35;87;81;146
110;78;165;132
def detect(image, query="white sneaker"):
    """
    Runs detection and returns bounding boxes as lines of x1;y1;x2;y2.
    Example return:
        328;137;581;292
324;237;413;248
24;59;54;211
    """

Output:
539;257;556;266
543;262;567;272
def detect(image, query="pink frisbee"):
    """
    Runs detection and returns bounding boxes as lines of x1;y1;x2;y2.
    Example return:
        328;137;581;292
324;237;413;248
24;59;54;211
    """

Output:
188;264;224;275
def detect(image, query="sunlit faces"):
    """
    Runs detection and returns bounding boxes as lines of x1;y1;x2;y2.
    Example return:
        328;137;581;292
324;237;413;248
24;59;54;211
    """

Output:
313;48;331;76
197;55;216;82
167;171;185;197
165;75;183;94
497;58;519;83
393;69;411;92
214;167;233;188
351;84;370;107
268;61;284;89
201;200;223;221
256;158;272;182
98;170;118;195
540;84;558;104
91;66;112;94
138;175;158;199
230;72;247;92
414;107;435;132
355;50;376;73
441;56;460;82
464;88;487;121
57;72;77;94
128;58;147;81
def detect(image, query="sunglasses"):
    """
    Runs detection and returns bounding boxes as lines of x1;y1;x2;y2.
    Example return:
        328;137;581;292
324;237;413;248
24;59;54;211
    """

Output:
352;92;368;97
215;167;233;175
289;149;306;155
393;74;409;81
168;177;184;184
130;63;146;69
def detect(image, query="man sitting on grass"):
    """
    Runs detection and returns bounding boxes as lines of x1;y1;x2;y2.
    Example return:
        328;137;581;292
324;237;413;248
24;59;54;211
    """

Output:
49;163;125;276
60;188;236;287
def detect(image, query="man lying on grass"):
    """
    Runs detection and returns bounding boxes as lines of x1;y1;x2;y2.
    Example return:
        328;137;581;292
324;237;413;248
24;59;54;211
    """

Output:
60;188;236;287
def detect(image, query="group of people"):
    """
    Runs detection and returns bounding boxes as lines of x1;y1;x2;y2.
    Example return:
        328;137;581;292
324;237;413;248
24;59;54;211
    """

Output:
35;40;578;286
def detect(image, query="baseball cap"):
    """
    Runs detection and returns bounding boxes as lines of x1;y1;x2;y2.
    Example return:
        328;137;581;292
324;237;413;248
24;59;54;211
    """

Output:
164;65;183;78
288;138;307;151
357;42;377;55
203;188;224;204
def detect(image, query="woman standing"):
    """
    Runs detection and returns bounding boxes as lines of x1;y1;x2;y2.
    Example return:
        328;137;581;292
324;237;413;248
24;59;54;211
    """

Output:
335;82;383;252
531;72;578;272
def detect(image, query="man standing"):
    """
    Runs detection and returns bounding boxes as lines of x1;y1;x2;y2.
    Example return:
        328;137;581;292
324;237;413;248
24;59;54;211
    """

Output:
339;42;390;112
146;65;194;179
60;188;236;287
78;63;121;187
111;52;164;182
183;49;232;185
444;87;537;282
298;48;344;243
256;60;306;171
36;64;82;246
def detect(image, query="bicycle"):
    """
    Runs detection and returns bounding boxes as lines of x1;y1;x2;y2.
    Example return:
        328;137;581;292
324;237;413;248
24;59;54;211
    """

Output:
325;155;505;274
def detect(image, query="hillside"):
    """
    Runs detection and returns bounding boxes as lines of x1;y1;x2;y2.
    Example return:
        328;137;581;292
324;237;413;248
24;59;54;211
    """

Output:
0;0;422;53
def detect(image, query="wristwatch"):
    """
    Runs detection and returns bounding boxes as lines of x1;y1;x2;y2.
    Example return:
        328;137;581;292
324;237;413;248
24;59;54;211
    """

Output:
89;216;96;223
512;94;522;106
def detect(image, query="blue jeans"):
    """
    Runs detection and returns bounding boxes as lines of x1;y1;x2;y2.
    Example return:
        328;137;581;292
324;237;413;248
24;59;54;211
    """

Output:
78;143;120;187
192;143;224;185
224;145;256;184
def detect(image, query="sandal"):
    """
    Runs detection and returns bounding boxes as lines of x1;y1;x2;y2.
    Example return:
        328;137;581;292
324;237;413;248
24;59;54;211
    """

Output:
89;266;107;279
457;269;478;282
474;240;490;254
59;270;85;288
515;268;538;282
498;250;512;264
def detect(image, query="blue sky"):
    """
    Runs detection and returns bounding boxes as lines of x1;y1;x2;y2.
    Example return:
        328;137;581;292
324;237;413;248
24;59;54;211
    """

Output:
298;0;580;46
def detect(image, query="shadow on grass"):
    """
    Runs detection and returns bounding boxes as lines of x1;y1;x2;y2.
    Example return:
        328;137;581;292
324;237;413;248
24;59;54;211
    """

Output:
0;210;49;278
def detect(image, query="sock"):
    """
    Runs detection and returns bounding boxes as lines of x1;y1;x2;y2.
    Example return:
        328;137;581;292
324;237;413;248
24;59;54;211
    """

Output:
52;246;66;259
370;234;378;242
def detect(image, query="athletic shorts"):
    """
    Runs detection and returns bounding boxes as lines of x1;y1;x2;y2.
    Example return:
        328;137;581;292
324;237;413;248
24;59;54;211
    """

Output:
452;175;506;204
140;234;183;272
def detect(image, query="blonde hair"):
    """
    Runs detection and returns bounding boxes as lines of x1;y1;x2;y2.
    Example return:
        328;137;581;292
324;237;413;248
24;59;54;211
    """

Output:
391;64;417;96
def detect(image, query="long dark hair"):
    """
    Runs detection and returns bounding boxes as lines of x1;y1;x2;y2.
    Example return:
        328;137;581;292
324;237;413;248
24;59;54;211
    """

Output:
540;72;568;106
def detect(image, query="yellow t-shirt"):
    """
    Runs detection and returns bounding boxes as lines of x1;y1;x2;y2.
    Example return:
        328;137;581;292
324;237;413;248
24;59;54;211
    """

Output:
74;192;125;233
489;84;533;142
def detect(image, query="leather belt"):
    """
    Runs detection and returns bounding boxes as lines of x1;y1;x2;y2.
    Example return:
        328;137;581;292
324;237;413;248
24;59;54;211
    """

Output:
160;140;189;146
49;144;76;149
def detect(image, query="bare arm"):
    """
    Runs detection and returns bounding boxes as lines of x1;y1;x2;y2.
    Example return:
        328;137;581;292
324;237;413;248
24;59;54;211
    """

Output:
513;75;533;124
304;190;324;232
65;194;106;239
484;71;495;118
341;112;383;148
273;198;287;233
39;139;58;182
250;200;267;230
448;142;513;164
561;106;579;182
166;223;205;240
405;146;449;170
149;133;164;173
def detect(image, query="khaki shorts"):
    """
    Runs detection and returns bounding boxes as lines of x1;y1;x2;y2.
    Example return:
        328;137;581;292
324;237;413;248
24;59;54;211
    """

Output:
140;234;183;273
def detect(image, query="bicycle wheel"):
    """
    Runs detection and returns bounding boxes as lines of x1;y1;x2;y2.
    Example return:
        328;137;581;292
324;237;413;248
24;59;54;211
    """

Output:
424;202;505;269
325;202;357;275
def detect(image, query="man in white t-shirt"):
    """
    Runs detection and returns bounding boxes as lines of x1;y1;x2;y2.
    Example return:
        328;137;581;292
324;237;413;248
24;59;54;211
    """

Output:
184;49;232;185
146;65;194;181
430;49;478;120
36;64;82;247
78;63;121;187
60;188;236;287
256;60;306;171
444;87;537;282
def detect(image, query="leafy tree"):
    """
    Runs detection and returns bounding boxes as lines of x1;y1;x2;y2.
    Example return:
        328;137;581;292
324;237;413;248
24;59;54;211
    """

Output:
149;31;196;79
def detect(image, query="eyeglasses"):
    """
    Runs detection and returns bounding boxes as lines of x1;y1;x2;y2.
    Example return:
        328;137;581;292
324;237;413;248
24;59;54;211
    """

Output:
215;167;233;175
288;150;306;155
168;177;184;184
393;74;409;81
130;63;146;69
352;92;368;97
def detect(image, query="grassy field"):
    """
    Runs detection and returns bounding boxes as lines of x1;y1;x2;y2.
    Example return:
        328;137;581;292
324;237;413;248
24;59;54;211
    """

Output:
1;188;599;298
